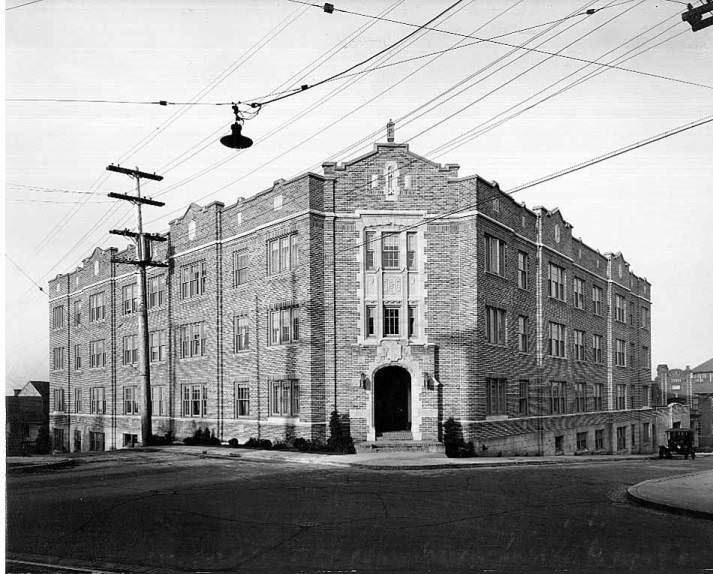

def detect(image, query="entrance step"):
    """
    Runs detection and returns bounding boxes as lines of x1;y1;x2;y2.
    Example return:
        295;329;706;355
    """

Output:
355;440;445;454
377;431;413;441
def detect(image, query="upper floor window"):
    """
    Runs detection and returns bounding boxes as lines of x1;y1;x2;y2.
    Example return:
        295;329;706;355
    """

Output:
73;300;82;325
485;306;506;346
148;275;166;309
233;250;248;286
89;339;106;368
188;220;196;240
53;388;66;412
573;277;585;309
52;347;65;371
615;295;626;323
615;339;626;367
149;330;167;362
52;306;64;329
548;322;566;358
179;322;207;358
365;231;376;270
550;381;566;414
616;384;626;410
574;329;585;361
548;263;566;301
383;306;400;337
518;315;528;352
592;285;603;316
640;306;649;329
408;306;417;338
406;232;417;270
122;283;137;315
268;234;298;275
517;252;528;289
152;386;167;416
234;315;249;351
592;334;603;364
182;384;207;417
269;306;299;345
270;379;299;417
180;261;207;299
365;306;376;338
518;380;529;415
122;335;138;365
74;344;82;370
235;383;250;417
123;386;139;415
381;233;400;269
90;387;106;414
89;292;105;322
642;345;650;369
575;382;587;412
593;383;604;410
485;234;505;276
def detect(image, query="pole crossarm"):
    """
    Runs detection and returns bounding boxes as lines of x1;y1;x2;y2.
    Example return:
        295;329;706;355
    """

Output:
109;228;167;242
111;257;169;267
106;164;164;181
682;1;713;31
107;192;165;207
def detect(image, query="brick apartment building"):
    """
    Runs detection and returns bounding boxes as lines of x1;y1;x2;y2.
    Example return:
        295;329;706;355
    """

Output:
48;124;680;456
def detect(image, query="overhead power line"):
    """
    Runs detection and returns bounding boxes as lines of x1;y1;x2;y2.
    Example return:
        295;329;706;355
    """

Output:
6;0;48;11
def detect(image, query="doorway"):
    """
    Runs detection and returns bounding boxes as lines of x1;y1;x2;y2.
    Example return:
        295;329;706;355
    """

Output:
374;365;411;436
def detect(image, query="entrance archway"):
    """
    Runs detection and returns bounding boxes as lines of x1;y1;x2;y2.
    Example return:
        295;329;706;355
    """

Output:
374;365;411;436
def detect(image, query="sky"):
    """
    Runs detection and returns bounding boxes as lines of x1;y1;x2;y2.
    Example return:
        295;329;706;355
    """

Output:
3;0;712;393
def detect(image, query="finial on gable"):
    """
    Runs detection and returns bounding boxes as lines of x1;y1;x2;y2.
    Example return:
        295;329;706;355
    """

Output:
387;119;395;143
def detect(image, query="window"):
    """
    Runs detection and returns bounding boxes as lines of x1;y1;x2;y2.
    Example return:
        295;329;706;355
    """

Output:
268;307;300;345
180;261;207;298
548;263;566;301
148;275;166;309
89;431;105;452
485;234;505;276
150;330;166;362
486;307;506;346
573;277;585;309
642;345;650;369
73;300;82;325
179;322;206;358
232;250;248;286
576;432;588;451
52;306;64;329
629;385;635;409
53;388;65;412
53;428;66;452
365;306;376;337
550;381;566;414
383;306;400;337
629;342;636;368
123;386;138;415
616;427;626;450
575;382;586;412
182;384;207;417
595;429;605;450
234;315;249;351
517;251;528;289
548;322;566;358
616;384;626;410
641;306;649;329
123;433;138;447
52;347;64;371
615;339;626;367
573;330;585;361
592;286;603;316
89;292;105;322
122;283;137;315
643;422;651;443
122;335;138;365
642;385;650;407
408;306;417;338
555;435;564;454
90;387;106;414
592;335;603;364
593;384;603;410
486;378;507;415
518;380;529;416
517;316;528;352
381;233;400;269
270;379;299;416
615;295;626;322
406;232;417;270
631;424;636;447
267;235;298;274
73;429;81;451
74;344;82;370
365;231;376;270
151;386;166;416
236;383;250;417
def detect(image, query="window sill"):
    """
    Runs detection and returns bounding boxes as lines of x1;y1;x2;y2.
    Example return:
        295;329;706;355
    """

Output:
267;416;300;422
232;349;251;354
485;414;508;421
266;342;301;348
547;296;568;304
484;271;506;280
179;355;208;362
484;342;507;349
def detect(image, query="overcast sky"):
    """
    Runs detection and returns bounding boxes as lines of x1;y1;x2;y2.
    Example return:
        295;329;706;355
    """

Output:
3;0;712;393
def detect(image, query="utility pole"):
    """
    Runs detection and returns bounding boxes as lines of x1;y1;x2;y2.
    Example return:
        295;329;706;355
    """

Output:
682;1;713;32
106;164;166;447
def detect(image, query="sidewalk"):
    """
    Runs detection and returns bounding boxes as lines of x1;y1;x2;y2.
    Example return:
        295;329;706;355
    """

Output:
6;455;74;473
627;470;713;518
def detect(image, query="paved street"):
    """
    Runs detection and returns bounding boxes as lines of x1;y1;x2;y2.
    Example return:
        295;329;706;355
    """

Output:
7;451;713;574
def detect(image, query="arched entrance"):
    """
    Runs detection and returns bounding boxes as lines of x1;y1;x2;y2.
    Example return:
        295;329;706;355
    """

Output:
374;365;411;436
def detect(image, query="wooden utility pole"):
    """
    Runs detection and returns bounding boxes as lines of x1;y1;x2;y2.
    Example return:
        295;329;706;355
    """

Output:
682;1;713;32
106;164;166;447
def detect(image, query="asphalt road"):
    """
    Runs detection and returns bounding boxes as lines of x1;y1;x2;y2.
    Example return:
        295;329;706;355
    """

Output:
6;451;713;574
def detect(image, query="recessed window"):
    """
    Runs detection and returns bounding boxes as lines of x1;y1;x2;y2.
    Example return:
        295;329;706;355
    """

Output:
517;252;528;289
182;384;207;417
188;220;196;240
548;263;566;301
148;275;166;309
180;261;207;298
593;384;603;411
123;386;139;415
554;224;560;243
518;380;529;415
234;315;249;351
573;277;585;309
485;378;507;415
122;283;137;315
575;383;587;412
94;261;100;276
518;315;528;352
267;234;298;275
574;330;585;361
592;286;603;315
550;381;566;414
485;234;505;276
383;306;400;337
89;340;106;368
149;330;167;362
269;306;300;345
122;335;138;365
271;379;299;417
52;347;65;371
233;250;248;286
365;306;376;338
406;232;417;270
381;233;400;269
408;306;417;338
235;383;250;417
548;322;566;358
273;195;283;210
486;306;506;346
52;306;65;329
89;292;106;322
592;334;603;364
615;295;626;322
90;387;106;414
179;322;207;358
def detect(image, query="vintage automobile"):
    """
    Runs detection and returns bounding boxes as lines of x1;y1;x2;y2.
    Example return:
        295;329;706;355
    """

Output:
658;428;696;460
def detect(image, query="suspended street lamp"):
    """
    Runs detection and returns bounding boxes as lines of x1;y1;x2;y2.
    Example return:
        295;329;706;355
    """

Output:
220;104;254;149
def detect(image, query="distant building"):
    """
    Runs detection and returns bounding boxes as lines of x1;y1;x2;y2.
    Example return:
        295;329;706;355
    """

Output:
49;125;672;456
6;381;49;455
656;364;693;405
691;357;713;449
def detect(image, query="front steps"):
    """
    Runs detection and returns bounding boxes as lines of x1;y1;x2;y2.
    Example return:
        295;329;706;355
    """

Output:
355;431;445;454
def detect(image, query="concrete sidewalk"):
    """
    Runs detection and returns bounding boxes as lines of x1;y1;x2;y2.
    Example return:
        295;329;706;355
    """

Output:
6;455;74;473
627;470;713;518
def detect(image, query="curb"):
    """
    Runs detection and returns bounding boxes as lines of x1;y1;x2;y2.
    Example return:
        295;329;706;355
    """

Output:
6;459;75;474
350;455;658;470
627;473;713;520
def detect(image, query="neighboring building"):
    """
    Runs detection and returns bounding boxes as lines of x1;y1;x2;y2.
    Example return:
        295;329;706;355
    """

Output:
48;124;671;455
656;364;693;404
692;357;713;449
6;381;49;455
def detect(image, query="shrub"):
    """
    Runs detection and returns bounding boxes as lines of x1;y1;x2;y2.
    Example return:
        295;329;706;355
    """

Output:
443;418;476;458
273;441;289;451
327;410;355;454
183;427;221;446
227;438;240;448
